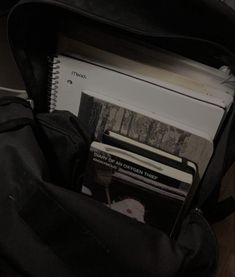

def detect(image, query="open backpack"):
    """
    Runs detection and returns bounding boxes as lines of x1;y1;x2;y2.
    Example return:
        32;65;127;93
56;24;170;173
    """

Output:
0;1;235;276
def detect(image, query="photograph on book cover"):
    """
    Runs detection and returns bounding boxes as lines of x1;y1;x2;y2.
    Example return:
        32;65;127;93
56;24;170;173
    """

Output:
83;144;185;234
78;91;212;177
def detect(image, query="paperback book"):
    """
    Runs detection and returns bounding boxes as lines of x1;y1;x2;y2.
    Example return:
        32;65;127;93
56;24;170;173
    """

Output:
78;90;213;177
83;141;195;236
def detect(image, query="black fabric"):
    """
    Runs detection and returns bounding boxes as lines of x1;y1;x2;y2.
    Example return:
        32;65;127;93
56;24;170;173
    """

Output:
195;101;235;220
10;0;235;50
0;101;75;277
206;197;235;223
35;111;90;190
0;0;18;15
197;109;235;210
0;97;217;276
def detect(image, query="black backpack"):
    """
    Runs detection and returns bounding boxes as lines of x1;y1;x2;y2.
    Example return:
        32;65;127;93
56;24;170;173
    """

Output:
0;1;234;276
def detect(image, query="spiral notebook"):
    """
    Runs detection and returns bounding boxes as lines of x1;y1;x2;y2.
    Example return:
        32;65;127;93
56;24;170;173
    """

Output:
48;54;226;142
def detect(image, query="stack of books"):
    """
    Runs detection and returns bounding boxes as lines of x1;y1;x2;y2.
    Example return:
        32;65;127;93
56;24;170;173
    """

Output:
48;37;234;235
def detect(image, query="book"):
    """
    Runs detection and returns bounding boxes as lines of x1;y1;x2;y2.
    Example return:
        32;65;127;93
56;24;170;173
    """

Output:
82;141;196;236
78;90;213;177
48;54;225;140
102;130;197;174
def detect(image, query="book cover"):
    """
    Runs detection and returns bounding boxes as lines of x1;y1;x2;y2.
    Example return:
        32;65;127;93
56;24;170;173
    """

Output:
78;91;213;177
83;142;190;235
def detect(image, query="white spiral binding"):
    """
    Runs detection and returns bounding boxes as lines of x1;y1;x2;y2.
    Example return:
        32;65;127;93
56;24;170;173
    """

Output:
48;56;61;112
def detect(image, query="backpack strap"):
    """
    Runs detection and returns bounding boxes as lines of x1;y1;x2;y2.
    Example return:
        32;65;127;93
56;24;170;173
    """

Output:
197;101;235;222
206;196;235;223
